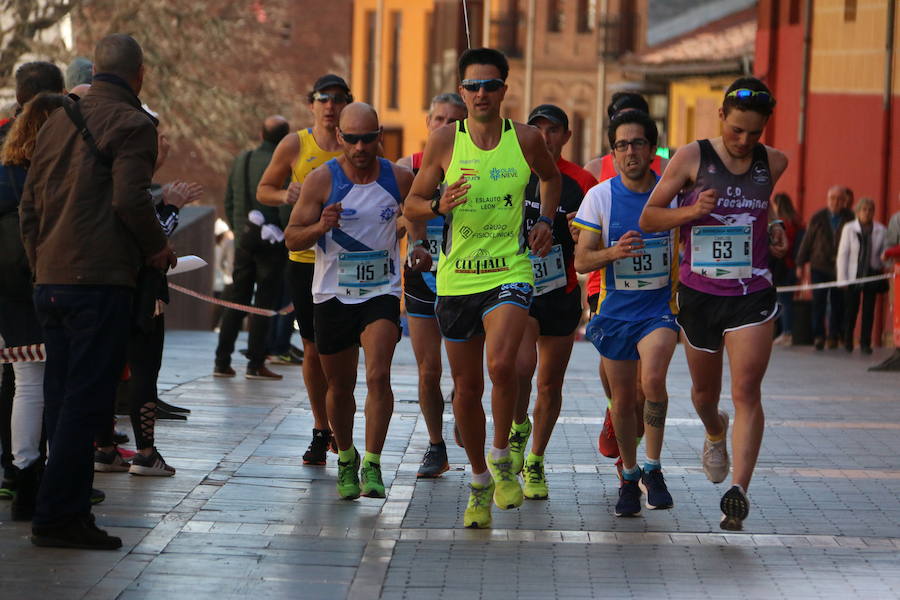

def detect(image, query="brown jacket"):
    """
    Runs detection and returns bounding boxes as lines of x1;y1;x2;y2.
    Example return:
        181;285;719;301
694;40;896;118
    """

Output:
795;206;854;278
19;79;166;288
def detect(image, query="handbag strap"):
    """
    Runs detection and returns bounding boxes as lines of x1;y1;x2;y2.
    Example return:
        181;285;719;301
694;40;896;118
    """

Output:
63;99;113;168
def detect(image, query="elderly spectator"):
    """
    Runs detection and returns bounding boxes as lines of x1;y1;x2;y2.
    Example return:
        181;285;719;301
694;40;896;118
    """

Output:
796;186;855;350
837;197;887;354
19;34;175;550
65;57;93;89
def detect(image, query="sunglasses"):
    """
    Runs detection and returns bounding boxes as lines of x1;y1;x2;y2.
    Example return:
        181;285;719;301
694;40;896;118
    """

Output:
340;128;381;144
612;138;649;152
314;92;351;104
460;78;505;92
726;89;774;105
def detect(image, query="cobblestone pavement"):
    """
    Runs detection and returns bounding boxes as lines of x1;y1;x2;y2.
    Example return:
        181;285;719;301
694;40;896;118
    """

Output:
2;330;900;599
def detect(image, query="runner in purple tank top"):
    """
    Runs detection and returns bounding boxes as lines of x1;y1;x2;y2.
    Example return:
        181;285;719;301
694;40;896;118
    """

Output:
639;77;789;531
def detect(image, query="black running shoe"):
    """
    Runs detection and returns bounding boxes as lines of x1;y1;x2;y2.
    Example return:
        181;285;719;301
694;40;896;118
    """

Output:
32;514;122;550
416;442;449;478
639;469;674;510
90;488;106;505
303;429;333;465
615;478;642;517
112;428;130;445
157;398;191;414
720;485;750;531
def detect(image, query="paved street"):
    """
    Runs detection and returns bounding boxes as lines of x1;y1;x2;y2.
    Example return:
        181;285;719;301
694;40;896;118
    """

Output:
2;329;900;599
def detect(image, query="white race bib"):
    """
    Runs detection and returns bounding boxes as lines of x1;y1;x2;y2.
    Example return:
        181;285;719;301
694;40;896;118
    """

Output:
612;236;670;290
690;225;752;279
425;224;443;272
338;250;391;297
530;244;566;296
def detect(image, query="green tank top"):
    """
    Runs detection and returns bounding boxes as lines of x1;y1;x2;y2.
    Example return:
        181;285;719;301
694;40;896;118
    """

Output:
437;119;533;295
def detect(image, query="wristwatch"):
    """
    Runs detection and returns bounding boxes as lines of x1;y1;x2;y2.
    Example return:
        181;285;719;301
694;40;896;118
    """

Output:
430;197;443;216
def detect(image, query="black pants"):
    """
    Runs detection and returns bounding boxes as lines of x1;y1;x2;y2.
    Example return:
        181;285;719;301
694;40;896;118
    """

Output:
811;269;844;342
214;227;286;370
33;284;131;528
844;285;878;349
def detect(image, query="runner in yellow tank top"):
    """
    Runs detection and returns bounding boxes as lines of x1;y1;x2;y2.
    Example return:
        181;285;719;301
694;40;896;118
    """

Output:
257;74;349;466
405;48;561;529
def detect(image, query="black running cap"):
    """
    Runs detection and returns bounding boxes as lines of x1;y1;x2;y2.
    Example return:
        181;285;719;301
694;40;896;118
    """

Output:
527;104;568;130
313;74;350;92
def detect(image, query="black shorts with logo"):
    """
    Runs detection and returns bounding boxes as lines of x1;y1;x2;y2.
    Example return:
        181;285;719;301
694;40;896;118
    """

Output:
313;295;401;355
435;282;533;341
676;284;779;353
403;269;437;318
529;284;583;337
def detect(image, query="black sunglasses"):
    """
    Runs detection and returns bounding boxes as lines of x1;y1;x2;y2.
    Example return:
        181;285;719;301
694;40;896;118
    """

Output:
340;128;381;144
460;78;505;92
314;92;351;104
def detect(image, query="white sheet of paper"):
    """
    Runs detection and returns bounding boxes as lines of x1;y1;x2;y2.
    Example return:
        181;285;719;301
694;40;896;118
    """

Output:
168;255;208;276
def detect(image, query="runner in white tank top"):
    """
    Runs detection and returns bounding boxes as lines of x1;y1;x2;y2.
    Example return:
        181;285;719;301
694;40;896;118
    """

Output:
285;103;430;502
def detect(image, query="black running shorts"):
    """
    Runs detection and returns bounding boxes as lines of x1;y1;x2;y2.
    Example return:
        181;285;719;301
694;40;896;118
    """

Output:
676;285;779;353
435;282;533;342
529;284;583;337
313;295;401;355
287;261;315;342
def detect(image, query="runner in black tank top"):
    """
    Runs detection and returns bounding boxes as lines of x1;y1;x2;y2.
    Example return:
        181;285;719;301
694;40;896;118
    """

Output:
639;77;789;531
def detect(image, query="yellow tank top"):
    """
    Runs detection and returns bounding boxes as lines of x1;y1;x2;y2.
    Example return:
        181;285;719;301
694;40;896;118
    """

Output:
288;128;343;263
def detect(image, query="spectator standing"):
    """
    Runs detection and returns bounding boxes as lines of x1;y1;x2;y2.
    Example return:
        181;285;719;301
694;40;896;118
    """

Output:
796;186;854;350
836;197;887;354
213;115;290;380
0;61;64;502
771;193;804;346
19;34;175;549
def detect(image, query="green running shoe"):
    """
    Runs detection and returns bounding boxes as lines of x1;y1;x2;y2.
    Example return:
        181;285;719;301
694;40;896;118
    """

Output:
360;460;385;498
486;454;523;509
464;479;495;529
507;417;532;474
336;449;361;500
522;457;548;500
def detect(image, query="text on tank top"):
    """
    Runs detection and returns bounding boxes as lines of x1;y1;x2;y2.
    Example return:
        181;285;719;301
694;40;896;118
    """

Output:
289;128;343;263
677;139;774;296
438;118;533;296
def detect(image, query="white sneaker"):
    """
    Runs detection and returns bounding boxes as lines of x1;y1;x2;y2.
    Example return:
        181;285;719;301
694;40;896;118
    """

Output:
702;410;730;483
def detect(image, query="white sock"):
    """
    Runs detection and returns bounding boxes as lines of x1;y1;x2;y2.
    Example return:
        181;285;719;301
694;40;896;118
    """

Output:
490;445;510;459
472;470;492;486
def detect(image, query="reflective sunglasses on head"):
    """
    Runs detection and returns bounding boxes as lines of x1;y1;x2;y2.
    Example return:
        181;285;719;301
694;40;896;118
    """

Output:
314;91;351;104
726;89;774;105
612;138;650;152
460;78;505;92
340;128;381;144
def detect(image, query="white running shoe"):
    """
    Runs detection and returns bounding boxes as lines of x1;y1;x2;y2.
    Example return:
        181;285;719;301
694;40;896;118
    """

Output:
702;410;730;483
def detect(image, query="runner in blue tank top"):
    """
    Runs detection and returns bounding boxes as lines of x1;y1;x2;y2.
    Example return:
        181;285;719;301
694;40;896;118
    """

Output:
573;110;678;517
639;77;789;531
285;103;431;502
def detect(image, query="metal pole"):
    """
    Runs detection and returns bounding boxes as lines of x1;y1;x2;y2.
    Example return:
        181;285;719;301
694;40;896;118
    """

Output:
796;0;813;214
880;0;895;221
524;0;536;119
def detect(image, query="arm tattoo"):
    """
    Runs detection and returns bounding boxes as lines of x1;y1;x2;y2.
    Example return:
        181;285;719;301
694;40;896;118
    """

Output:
644;400;667;428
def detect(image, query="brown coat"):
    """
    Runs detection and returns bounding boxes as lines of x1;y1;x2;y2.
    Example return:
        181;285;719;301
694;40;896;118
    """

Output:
19;79;166;288
795;207;854;278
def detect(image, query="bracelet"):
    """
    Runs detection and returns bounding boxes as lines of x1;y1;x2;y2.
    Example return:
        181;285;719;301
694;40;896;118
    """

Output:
411;239;427;248
537;215;553;227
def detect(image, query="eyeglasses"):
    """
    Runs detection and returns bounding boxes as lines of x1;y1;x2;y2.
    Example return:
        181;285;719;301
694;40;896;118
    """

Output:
460;78;505;92
340;128;381;144
726;89;774;105
314;92;351;104
612;138;649;152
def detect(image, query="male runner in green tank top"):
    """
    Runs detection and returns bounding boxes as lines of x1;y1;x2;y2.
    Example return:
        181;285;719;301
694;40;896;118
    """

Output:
405;47;561;529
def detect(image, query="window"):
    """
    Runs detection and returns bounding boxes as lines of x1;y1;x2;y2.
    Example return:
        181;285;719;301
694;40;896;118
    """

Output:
788;0;801;25
497;0;522;57
570;113;585;165
388;11;402;109
548;0;564;32
577;0;596;33
364;10;376;104
844;0;857;22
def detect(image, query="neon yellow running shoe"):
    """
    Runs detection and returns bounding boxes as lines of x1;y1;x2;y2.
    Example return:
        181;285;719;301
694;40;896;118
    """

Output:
336;450;360;500
508;417;532;474
522;456;548;500
360;461;385;498
464;480;495;529
487;454;523;509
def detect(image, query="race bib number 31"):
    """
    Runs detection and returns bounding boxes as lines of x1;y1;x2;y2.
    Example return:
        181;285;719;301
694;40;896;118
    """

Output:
529;244;565;296
690;225;752;279
338;250;391;297
612;236;670;290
